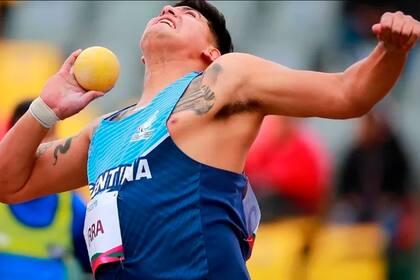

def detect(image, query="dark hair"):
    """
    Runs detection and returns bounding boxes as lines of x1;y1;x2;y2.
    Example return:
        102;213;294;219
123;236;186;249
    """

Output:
174;0;233;55
9;99;33;129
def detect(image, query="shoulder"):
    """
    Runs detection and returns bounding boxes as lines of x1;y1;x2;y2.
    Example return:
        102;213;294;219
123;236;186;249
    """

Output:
205;52;277;74
203;52;252;79
211;52;256;66
201;52;288;92
84;110;119;141
181;53;272;118
197;53;253;96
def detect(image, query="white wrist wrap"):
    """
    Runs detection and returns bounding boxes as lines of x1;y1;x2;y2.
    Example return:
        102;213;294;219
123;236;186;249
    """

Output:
29;97;60;128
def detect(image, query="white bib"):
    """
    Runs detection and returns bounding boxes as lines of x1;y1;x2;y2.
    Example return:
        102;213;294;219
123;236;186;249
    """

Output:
83;191;124;274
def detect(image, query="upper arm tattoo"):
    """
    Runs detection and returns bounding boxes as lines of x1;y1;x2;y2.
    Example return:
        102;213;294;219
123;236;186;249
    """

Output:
206;63;222;85
172;75;215;115
53;137;73;166
173;63;222;115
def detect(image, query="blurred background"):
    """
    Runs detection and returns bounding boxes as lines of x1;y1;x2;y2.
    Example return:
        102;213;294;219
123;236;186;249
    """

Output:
0;1;419;279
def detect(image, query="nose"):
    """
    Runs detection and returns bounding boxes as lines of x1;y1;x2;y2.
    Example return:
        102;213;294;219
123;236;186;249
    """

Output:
160;5;177;17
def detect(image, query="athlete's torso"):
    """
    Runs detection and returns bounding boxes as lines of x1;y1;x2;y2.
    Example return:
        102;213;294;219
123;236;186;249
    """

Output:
87;72;260;280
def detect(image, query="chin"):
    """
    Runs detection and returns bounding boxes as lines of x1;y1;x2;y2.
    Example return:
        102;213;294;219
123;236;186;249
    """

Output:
146;26;178;42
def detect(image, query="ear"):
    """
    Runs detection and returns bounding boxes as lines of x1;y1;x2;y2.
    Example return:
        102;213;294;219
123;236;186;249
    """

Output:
201;47;221;64
141;55;145;64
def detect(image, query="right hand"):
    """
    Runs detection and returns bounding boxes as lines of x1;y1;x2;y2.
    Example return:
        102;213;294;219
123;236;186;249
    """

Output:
40;49;105;120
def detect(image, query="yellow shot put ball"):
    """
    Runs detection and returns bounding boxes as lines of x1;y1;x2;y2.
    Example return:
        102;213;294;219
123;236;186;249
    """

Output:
73;46;120;92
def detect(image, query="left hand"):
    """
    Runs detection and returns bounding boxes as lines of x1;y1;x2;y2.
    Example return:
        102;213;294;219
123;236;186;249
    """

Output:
372;11;420;52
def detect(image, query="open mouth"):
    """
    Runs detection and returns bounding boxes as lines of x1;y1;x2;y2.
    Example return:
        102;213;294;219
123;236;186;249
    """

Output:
158;19;175;29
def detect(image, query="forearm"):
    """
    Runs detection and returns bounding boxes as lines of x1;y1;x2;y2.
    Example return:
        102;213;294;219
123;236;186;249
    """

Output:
342;43;407;115
0;112;49;197
0;50;104;203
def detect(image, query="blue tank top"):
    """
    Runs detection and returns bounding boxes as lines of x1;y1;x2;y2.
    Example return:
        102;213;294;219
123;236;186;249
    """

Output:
87;72;257;280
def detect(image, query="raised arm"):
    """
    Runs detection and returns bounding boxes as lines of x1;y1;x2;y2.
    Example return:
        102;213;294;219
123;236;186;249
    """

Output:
0;50;104;203
215;11;419;119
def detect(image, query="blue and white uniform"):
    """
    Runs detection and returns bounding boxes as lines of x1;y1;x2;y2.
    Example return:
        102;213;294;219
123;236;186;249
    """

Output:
86;72;260;280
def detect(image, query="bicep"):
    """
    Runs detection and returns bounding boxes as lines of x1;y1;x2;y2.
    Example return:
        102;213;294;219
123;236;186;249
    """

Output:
225;54;357;119
8;127;92;202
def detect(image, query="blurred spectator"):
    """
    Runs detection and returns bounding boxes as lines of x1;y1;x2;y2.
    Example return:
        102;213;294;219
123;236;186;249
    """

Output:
245;116;332;279
338;111;410;219
0;100;91;280
246;116;332;218
337;109;418;280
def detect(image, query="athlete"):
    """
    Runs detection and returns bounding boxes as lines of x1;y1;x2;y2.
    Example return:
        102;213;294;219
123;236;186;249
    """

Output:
0;0;419;279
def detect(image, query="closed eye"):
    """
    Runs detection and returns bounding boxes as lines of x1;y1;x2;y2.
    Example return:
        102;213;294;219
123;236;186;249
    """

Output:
185;11;198;18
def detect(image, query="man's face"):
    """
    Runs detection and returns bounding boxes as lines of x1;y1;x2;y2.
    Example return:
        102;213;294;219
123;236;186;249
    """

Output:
140;5;216;60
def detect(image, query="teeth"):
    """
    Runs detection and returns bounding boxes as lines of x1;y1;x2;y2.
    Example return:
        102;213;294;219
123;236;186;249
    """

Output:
159;19;174;28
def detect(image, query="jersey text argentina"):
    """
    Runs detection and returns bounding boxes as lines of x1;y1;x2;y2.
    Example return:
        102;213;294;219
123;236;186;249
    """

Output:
87;72;255;280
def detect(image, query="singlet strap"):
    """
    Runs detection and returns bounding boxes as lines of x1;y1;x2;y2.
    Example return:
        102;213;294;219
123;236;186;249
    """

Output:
105;104;137;121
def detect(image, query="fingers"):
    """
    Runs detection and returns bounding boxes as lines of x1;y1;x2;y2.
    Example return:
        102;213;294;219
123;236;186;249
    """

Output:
372;24;382;36
374;11;420;52
400;17;414;45
403;32;418;51
390;12;404;45
80;91;105;107
59;49;82;75
379;12;394;43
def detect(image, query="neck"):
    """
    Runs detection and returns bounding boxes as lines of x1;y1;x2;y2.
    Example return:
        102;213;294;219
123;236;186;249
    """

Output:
139;58;207;107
